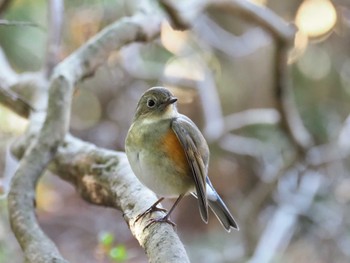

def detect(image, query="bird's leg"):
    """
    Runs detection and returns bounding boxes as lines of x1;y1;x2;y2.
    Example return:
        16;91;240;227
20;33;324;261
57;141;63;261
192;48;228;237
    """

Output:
135;197;167;223
145;194;185;229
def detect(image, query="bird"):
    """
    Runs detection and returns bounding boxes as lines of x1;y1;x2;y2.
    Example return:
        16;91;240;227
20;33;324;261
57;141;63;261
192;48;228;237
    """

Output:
125;86;238;232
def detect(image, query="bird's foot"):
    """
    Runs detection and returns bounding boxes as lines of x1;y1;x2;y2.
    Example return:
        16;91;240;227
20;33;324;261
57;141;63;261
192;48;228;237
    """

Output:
144;215;176;230
135;198;167;223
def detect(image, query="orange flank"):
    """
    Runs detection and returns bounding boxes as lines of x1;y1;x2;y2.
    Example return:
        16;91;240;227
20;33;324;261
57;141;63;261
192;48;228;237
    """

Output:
161;128;190;176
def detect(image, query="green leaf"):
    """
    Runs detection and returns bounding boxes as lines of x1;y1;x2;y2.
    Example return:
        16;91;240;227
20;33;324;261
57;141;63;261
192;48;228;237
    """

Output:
109;245;127;262
98;231;114;246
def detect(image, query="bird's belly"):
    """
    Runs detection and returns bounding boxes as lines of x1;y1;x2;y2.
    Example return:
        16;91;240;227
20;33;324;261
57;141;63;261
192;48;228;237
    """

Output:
128;150;194;197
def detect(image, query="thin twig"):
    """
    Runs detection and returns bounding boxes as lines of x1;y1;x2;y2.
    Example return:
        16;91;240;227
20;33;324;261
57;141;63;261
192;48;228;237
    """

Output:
0;87;34;118
44;0;64;77
0;19;42;28
274;43;314;153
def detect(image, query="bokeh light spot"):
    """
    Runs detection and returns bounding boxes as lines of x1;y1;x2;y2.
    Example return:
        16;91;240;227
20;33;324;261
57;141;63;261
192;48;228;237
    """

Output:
161;21;189;55
295;0;337;40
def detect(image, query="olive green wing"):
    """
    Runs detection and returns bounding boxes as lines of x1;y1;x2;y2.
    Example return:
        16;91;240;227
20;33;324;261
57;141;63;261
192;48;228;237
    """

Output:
171;115;209;223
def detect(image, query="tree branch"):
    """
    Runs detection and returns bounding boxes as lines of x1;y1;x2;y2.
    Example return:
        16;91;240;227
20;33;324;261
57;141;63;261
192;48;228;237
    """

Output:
0;87;34;118
160;0;295;43
6;1;169;262
0;19;41;27
160;0;313;153
44;0;64;77
11;134;191;263
274;44;314;153
56;136;190;263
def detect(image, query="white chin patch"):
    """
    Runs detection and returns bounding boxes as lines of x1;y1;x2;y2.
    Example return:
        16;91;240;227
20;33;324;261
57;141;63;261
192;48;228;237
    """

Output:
163;104;178;119
141;105;178;125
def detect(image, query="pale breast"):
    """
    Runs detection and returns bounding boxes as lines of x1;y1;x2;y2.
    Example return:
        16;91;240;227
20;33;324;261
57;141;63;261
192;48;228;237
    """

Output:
125;119;194;197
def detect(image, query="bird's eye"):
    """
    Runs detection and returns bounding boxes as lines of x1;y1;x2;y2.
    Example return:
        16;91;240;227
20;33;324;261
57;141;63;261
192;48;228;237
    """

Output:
147;98;156;108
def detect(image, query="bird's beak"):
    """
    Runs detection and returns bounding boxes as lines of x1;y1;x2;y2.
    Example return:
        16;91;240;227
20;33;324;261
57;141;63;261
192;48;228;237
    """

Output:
164;96;178;106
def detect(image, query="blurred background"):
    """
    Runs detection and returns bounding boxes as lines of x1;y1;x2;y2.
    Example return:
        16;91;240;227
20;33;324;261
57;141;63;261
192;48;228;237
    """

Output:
1;0;350;262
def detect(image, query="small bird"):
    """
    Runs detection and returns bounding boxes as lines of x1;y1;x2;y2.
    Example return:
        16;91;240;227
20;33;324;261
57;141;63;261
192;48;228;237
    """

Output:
125;87;238;232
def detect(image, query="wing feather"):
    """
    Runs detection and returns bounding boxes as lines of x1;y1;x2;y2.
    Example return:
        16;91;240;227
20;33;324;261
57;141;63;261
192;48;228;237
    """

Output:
171;116;209;222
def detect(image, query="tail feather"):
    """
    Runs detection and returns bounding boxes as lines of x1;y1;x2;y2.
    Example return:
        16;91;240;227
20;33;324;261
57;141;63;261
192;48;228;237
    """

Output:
192;179;239;231
208;195;239;232
206;178;239;232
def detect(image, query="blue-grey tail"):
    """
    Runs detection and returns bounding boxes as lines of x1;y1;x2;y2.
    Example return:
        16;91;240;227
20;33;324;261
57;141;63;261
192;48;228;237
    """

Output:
208;194;239;232
206;177;239;232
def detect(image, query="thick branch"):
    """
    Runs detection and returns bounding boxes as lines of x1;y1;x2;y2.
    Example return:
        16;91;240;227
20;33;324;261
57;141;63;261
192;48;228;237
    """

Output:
11;134;191;263
6;1;179;262
8;75;70;263
56;136;190;263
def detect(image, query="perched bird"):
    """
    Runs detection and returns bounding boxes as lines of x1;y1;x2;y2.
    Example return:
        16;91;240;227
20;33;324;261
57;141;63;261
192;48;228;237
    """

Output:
125;87;238;231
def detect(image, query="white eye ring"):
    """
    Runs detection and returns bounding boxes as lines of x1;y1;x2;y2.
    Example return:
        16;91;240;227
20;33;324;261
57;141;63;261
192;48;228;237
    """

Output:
147;98;156;108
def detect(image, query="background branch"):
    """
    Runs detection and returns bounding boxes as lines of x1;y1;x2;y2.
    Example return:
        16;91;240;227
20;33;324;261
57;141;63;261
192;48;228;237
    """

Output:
160;0;295;42
274;44;314;153
161;0;313;153
1;0;346;262
44;0;64;77
0;87;33;118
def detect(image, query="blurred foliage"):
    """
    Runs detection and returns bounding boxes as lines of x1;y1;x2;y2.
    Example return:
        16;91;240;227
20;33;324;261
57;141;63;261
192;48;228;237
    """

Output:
97;232;128;262
1;0;350;263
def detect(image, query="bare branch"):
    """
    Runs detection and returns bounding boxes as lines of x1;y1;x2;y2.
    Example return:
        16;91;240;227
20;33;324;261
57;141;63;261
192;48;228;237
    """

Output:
160;0;313;153
274;45;314;152
55;136;190;263
11;133;191;263
44;0;64;77
160;0;295;43
0;87;34;118
0;19;41;27
0;47;39;118
6;1;175;262
8;75;69;263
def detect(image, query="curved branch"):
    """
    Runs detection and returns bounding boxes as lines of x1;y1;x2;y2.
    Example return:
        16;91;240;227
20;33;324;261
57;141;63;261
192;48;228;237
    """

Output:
160;0;313;153
7;1;164;262
274;44;314;152
160;0;295;43
8;75;70;263
11;134;191;263
56;136;190;263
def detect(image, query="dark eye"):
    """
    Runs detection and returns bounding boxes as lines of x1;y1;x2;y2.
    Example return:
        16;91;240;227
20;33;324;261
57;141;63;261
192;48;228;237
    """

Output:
147;98;156;108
